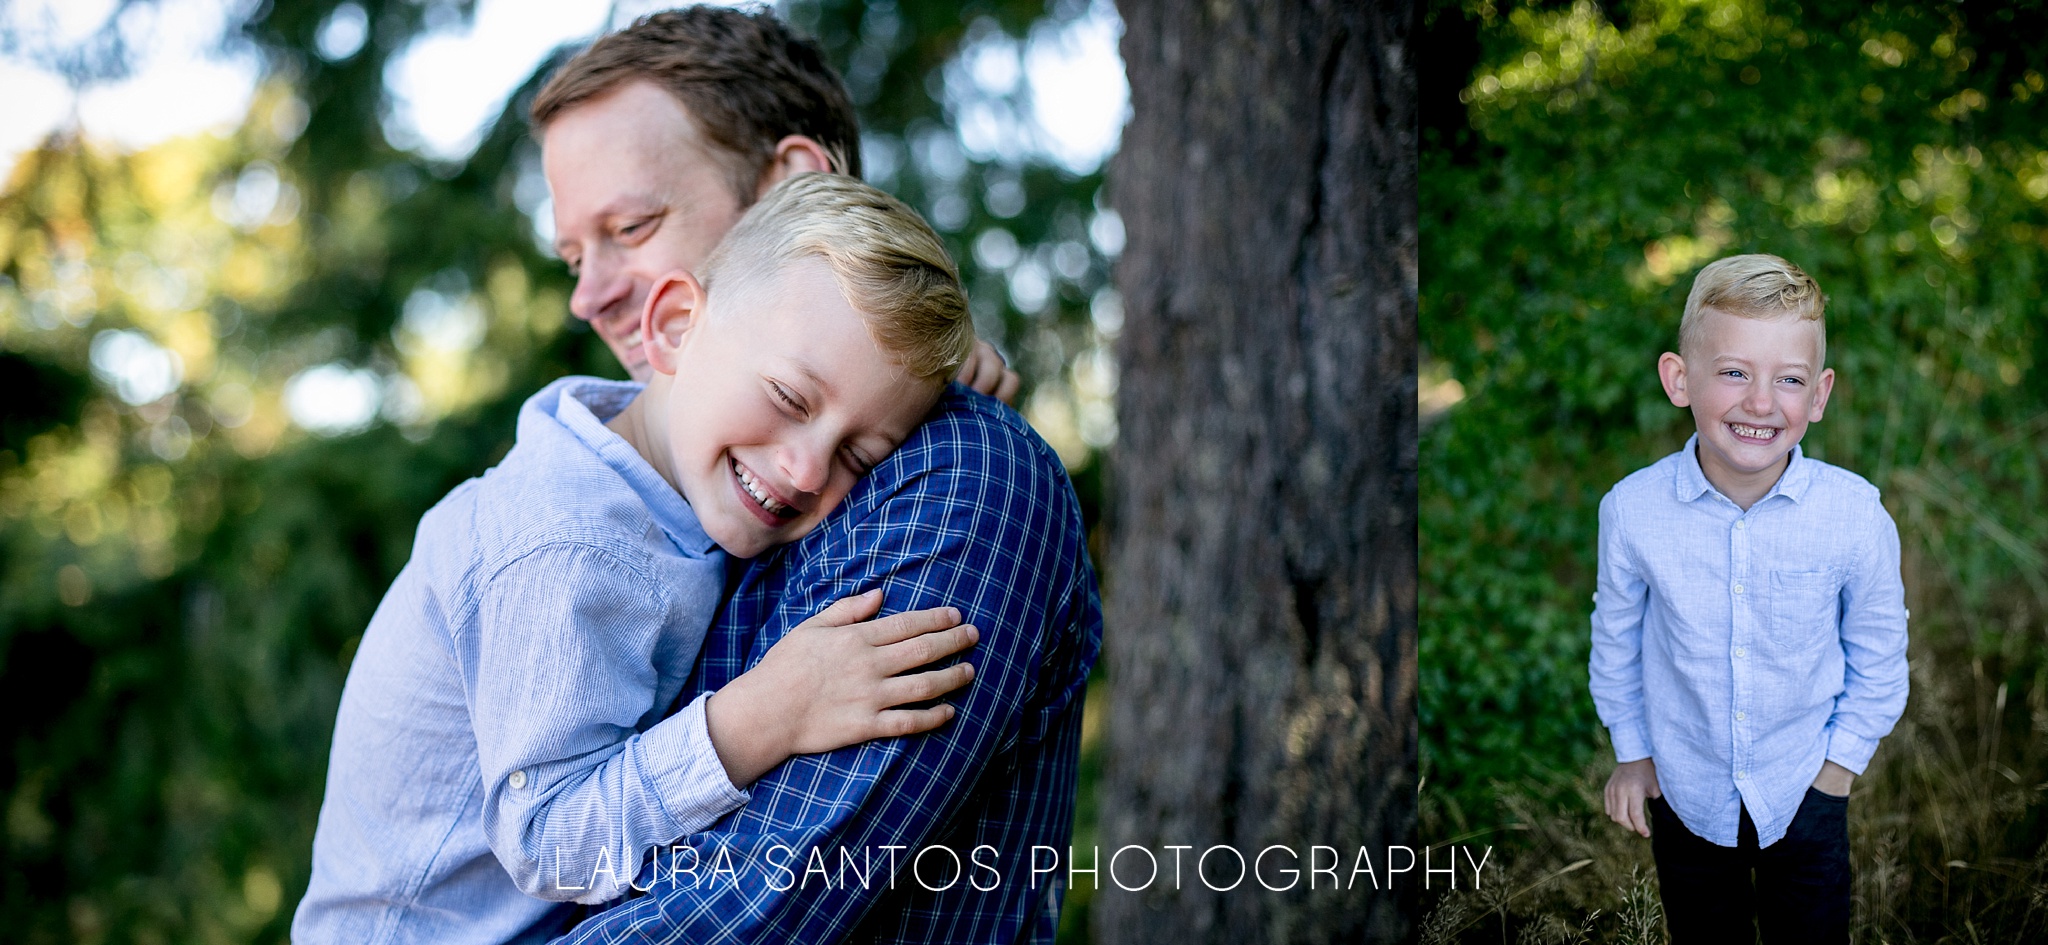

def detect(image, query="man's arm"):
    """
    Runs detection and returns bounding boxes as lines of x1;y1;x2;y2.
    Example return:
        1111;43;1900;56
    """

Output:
556;399;1093;944
1821;501;1910;779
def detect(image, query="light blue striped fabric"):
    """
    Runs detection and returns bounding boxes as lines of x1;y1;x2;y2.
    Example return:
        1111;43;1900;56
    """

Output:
557;383;1102;945
1589;435;1909;848
296;377;745;945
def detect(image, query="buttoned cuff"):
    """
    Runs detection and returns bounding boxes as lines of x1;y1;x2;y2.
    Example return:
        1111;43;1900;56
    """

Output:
1607;721;1653;764
1824;726;1878;776
645;693;750;834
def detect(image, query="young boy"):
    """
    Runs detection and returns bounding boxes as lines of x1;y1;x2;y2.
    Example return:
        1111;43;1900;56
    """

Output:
1588;254;1909;942
296;173;984;944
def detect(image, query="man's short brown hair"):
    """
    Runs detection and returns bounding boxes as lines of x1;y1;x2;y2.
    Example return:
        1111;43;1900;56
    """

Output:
530;6;862;207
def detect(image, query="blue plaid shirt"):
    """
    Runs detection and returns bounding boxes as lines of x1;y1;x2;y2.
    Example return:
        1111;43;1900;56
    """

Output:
556;384;1102;944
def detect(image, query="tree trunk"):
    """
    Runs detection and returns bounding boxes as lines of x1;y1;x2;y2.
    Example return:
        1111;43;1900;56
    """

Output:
1096;0;1416;941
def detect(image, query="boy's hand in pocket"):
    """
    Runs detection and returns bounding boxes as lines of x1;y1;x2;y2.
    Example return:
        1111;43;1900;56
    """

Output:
1811;760;1855;797
707;589;978;786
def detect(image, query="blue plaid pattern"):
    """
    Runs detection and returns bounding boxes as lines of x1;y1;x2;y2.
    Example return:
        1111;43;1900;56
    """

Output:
555;385;1102;944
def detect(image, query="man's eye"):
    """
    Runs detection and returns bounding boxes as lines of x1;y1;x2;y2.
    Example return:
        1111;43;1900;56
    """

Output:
617;215;658;240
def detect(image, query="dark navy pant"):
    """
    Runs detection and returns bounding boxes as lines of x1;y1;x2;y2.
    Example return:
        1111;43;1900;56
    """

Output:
1649;788;1851;945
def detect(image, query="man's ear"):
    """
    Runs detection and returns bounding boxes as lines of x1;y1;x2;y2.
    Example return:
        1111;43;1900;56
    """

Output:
755;135;835;198
1809;366;1836;421
641;271;709;376
1657;351;1691;408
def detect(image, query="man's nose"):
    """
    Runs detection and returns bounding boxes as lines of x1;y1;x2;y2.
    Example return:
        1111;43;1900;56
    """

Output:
569;258;630;324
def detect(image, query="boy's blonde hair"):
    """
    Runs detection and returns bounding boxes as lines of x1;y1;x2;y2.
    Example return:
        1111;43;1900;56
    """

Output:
699;173;972;382
1681;254;1829;363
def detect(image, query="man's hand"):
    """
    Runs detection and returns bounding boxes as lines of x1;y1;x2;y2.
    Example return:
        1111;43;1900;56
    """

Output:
1604;758;1662;837
705;590;978;787
1812;760;1855;797
956;339;1021;404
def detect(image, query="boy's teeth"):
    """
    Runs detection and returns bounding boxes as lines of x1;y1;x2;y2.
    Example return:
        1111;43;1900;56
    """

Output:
1731;423;1776;439
734;460;788;514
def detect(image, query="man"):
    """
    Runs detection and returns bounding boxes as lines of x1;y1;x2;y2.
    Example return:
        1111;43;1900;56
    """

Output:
539;8;1018;400
532;8;1099;942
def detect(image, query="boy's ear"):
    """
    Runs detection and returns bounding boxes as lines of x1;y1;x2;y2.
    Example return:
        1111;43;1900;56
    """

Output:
640;271;709;376
1808;367;1836;421
1657;351;1691;408
754;135;834;198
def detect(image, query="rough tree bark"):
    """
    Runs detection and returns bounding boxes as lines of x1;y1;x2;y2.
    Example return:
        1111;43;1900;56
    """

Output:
1095;0;1416;941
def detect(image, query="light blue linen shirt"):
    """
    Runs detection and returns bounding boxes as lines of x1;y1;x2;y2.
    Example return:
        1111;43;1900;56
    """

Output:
294;377;747;945
1588;434;1908;848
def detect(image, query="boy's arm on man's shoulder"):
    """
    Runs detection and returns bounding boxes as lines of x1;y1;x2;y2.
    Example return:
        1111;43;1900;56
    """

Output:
468;543;747;905
553;428;1095;944
1825;502;1911;774
1588;489;1654;763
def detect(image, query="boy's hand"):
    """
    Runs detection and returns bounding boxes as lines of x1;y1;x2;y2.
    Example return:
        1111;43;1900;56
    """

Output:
1604;758;1662;838
1812;760;1855;797
705;590;979;787
956;339;1021;404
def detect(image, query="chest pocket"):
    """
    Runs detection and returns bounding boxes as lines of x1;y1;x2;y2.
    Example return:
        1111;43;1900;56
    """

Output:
1765;569;1840;652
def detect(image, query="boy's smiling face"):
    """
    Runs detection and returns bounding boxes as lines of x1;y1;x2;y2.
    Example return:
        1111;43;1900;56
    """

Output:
1658;306;1835;504
632;258;939;558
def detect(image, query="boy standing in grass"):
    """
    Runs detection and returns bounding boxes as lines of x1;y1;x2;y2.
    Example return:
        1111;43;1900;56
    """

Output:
1589;254;1909;942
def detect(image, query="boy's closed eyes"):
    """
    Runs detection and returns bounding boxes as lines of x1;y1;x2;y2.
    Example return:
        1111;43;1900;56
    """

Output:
604;256;940;560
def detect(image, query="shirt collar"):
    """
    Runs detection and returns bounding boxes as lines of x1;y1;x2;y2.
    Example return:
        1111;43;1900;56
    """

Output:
555;379;720;556
1672;432;1812;506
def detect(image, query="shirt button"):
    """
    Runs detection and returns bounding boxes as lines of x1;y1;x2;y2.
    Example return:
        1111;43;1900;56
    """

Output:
1736;520;1747;530
1736;771;1747;780
1734;646;1746;658
1733;584;1745;595
1736;711;1746;721
509;770;528;790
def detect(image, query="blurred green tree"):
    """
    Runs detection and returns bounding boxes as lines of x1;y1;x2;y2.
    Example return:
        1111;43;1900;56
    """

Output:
0;1;1121;941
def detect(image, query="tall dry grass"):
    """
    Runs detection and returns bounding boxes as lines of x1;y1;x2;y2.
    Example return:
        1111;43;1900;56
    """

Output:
1420;627;2048;943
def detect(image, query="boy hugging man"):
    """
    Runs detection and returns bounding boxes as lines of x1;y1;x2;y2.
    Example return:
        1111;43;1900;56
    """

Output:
1589;254;1909;943
296;173;985;944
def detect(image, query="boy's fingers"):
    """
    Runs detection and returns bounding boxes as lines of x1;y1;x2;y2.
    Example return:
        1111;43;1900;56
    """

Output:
861;607;964;646
804;590;884;628
1631;798;1652;838
967;352;998;389
957;344;994;390
993;370;1021;405
874;704;956;739
877;623;978;672
887;662;976;705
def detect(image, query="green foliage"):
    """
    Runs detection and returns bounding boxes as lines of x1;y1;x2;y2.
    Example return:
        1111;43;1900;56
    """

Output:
1422;0;2048;842
0;1;1117;941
